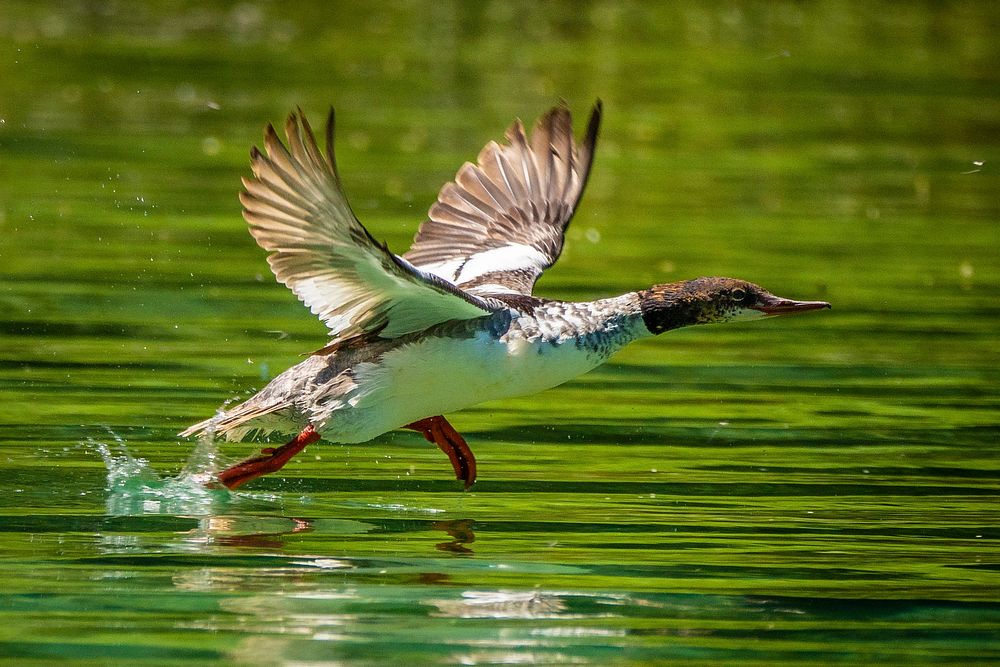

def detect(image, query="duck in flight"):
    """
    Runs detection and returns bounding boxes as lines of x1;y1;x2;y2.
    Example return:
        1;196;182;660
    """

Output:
180;102;830;490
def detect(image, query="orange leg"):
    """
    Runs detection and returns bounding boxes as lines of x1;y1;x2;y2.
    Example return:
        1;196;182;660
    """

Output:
404;416;477;489
216;425;320;490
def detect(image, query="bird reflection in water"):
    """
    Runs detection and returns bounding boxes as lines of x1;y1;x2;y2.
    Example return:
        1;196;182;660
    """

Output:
183;516;474;553
433;518;476;555
189;516;314;549
430;590;569;619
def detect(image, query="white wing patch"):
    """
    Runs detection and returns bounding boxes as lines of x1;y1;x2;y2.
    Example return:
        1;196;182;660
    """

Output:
404;102;602;297
420;244;550;285
457;244;550;283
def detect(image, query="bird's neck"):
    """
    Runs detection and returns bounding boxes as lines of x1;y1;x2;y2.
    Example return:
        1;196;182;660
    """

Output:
636;283;714;335
517;293;651;350
521;286;712;341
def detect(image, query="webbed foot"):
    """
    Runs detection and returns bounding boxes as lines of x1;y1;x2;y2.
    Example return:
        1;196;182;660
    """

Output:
404;416;477;489
215;424;320;490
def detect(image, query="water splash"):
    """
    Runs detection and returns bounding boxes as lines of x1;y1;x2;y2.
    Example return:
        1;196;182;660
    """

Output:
92;421;235;516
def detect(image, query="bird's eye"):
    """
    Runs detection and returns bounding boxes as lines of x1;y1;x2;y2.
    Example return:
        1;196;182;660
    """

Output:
731;288;746;302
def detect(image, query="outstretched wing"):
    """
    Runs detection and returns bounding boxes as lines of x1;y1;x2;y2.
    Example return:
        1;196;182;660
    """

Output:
403;101;602;296
241;109;500;345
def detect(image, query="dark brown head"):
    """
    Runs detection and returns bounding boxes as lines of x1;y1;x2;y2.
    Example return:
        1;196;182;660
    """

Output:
638;277;830;335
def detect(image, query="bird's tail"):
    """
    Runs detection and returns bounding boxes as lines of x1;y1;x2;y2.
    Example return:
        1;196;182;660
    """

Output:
178;399;289;441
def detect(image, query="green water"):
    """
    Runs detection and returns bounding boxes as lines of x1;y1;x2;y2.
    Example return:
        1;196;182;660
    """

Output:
2;1;999;664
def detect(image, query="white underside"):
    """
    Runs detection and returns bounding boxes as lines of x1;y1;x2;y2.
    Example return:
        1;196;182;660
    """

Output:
310;329;609;443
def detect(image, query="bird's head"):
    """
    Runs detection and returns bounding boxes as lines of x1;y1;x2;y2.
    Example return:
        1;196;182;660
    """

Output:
638;277;830;335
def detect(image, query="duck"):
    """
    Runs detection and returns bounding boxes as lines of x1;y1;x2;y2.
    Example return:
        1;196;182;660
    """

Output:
180;101;830;490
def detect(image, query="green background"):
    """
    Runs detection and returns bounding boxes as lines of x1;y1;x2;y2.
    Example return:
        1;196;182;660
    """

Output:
0;2;997;664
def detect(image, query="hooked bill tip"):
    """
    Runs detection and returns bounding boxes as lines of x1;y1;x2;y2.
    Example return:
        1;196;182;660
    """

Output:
757;298;831;316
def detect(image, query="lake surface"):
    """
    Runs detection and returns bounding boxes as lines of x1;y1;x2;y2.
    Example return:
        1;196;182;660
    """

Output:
1;2;998;664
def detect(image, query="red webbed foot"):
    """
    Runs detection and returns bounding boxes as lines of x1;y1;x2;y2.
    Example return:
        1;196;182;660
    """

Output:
404;416;477;489
216;425;320;490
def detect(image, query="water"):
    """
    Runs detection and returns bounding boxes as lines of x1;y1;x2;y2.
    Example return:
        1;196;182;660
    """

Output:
1;1;999;664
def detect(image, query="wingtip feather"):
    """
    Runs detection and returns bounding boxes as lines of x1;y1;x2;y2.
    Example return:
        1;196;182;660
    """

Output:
586;100;603;146
325;107;337;172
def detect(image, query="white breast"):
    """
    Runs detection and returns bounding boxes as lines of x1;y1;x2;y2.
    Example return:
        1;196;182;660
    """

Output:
317;329;604;442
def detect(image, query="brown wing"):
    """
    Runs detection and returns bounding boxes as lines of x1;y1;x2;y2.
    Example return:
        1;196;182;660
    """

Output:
240;108;501;347
403;101;602;296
